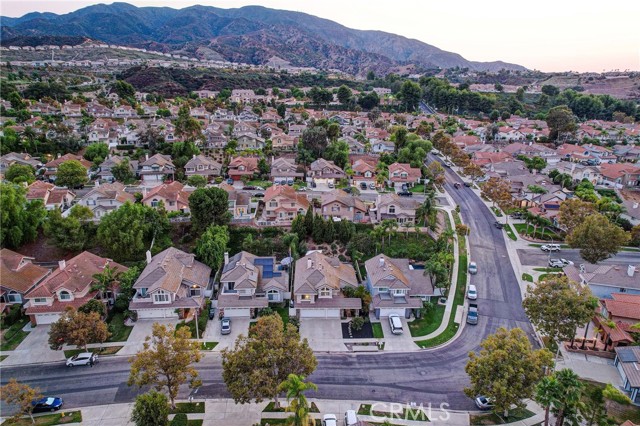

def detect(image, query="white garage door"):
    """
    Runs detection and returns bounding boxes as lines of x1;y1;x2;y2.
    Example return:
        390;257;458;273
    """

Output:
380;308;407;318
136;309;178;319
299;308;341;318
35;313;60;325
222;308;250;318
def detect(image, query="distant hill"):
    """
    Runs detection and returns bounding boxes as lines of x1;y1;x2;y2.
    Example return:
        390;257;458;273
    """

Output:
0;2;527;75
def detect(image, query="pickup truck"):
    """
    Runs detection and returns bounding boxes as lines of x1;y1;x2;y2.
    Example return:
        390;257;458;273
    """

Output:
467;303;478;325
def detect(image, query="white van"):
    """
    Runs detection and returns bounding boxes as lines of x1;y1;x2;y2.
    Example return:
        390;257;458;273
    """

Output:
344;409;359;426
388;314;403;335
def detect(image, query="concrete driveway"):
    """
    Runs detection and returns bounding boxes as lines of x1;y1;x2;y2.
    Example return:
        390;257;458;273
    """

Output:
379;317;418;351
2;324;65;366
206;317;250;351
118;318;179;356
299;318;345;352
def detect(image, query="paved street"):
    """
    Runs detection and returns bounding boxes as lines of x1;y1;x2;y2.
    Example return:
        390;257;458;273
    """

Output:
0;159;535;412
517;248;640;267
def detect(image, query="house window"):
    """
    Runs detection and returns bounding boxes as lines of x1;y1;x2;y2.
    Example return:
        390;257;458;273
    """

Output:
319;287;331;298
190;286;201;297
151;199;160;207
7;291;21;303
301;294;311;301
389;205;396;214
267;290;279;301
227;282;235;291
139;288;148;298
154;290;170;303
33;297;47;304
378;287;389;293
59;291;71;301
619;288;627;293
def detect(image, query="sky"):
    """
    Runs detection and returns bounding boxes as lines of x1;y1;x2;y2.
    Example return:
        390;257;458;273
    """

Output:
2;0;639;73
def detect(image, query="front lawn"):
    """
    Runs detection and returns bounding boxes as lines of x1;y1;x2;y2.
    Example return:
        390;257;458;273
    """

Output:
173;402;205;414
513;224;562;241
532;267;562;273
0;318;30;351
522;273;533;282
200;341;218;350
490;206;503;217
106;312;133;342
470;407;534;425
409;184;426;193
246;180;272;189
63;346;123;358
272;304;289;326
357;404;429;422
1;411;82;426
372;322;384;339
504;224;517;241
409;304;445;337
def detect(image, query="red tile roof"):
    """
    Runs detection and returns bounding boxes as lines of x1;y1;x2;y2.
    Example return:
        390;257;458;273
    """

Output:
0;249;50;293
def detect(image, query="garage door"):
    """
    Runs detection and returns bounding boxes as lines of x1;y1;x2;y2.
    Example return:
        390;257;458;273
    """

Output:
299;308;340;318
616;360;627;383
136;309;178;319
222;308;250;318
380;308;408;318
35;313;60;325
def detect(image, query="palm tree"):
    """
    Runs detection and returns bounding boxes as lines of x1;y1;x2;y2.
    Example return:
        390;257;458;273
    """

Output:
371;226;386;252
91;264;122;302
553;369;584;426
439;229;456;253
278;374;318;426
534;375;560;426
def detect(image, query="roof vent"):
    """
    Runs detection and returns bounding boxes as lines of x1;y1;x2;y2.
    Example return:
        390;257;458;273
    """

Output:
628;265;636;277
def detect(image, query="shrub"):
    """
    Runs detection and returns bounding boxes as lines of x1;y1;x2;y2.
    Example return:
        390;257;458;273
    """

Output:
78;299;106;317
170;413;188;426
113;294;130;313
259;307;274;316
1;304;24;327
603;383;632;404
289;317;300;329
351;316;365;331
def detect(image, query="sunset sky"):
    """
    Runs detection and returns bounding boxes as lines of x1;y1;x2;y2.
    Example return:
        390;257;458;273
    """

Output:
2;0;639;72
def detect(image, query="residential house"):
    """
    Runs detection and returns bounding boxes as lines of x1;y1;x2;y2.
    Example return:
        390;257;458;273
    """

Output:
220;184;254;221
288;124;307;138
0;152;42;174
365;255;435;319
599;163;640;189
77;182;135;219
217;251;289;318
320;190;368;223
372;193;420;225
270;157;303;184
43;154;92;183
613;346;640;404
388;163;421;188
26;181;75;211
271;133;297;151
24;252;127;325
351;159;377;187
371;141;395;153
138;154;175;186
142;181;192;213
184;155;222;181
293;251;361;318
98;155;138;182
260;185;310;226
564;264;640;299
129;248;211;319
593;293;640;352
228;157;259;181
236;133;266;150
621;197;640;226
307;159;346;185
0;249;51;307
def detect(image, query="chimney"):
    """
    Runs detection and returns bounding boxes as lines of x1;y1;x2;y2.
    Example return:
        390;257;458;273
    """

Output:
224;252;229;265
58;260;66;271
146;250;152;264
193;154;196;159
633;203;639;209
95;180;100;187
628;265;636;277
379;256;385;268
145;153;149;161
307;258;313;269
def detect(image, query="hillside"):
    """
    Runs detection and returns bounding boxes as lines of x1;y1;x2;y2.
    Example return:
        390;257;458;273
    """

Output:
0;2;527;76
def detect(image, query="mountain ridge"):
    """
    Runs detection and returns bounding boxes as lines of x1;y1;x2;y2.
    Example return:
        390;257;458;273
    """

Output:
0;2;527;75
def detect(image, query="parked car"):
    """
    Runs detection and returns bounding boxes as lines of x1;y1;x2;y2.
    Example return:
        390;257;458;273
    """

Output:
344;410;359;426
541;244;561;252
328;182;335;189
208;307;216;320
360;182;368;190
220;317;232;335
549;258;573;268
32;397;64;413
467;284;478;300
398;191;413;197
255;186;265;191
343;187;353;194
369;183;376;190
298;187;307;192
467;303;478;325
242;185;256;190
494;221;504;229
468;261;478;275
464;181;472;187
475;396;494;410
322;414;338;426
253;192;265;198
510;212;523;219
388;314;404;335
66;352;98;367
226;178;234;185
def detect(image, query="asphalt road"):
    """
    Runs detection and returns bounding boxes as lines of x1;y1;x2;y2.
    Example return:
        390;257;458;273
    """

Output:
1;157;535;412
518;248;640;267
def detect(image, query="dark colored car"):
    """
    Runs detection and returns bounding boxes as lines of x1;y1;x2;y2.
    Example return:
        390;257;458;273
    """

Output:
463;182;472;187
398;191;413;197
253;192;265;198
360;182;368;190
494;221;504;229
32;397;64;413
454;182;461;189
208;307;216;320
343;187;353;194
242;185;256;190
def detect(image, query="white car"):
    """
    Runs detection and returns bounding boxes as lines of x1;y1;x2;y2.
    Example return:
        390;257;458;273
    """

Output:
66;352;98;367
549;258;574;268
467;284;478;300
322;414;338;426
468;261;478;275
541;244;561;252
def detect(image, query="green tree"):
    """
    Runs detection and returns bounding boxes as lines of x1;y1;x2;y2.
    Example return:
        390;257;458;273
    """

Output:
277;103;286;119
551;369;584;426
43;205;93;251
84;143;109;164
557;199;595;234
547;105;577;142
542;85;560;97
186;175;207;188
481;177;512;209
128;324;202;409
91;263;123;301
189;187;231;232
131;390;169;426
56;160;88;188
194;225;229;272
398;80;422;112
300;126;328;160
291;214;307;241
304;207;314;237
517;155;547;173
324;141;350;169
566;213;630;263
0;379;42;424
48;307;110;351
221;314;317;406
0;183;46;249
337;85;352;105
580;385;610;426
523;275;597;353
174;105;203;142
5;163;35;184
535;375;560;426
278;374;318;426
113;80;135;99
78;298;106;317
112;157;136;183
464;327;553;417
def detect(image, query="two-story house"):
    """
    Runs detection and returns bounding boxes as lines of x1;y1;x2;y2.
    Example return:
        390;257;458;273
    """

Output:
320;190;368;223
217;251;289;318
351;159;377;188
564;264;639;299
228;157;258;182
236;133;265;150
24;251;127;325
293;251;361;318
307;159;346;186
219;184;254;221
365;255;434;319
184;155;222;182
270;157;303;184
271;134;297;151
0;249;51;307
26;181;76;211
260;185;310;226
142;181;192;213
138;154;175;187
372;193;420;225
599;163;640;189
0;152;42;174
77;182;135;219
387;163;421;188
129;248;211;319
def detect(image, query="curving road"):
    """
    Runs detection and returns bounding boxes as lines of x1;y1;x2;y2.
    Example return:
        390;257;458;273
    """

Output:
1;159;536;411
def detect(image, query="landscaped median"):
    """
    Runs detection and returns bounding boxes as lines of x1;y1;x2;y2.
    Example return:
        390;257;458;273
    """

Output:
357;403;429;422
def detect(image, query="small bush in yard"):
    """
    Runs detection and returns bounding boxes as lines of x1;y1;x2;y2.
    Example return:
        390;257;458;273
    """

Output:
351;316;365;331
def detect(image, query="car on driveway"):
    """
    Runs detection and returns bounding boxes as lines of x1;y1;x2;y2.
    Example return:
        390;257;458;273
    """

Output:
541;244;561;252
475;396;494;410
467;284;478;300
32;397;64;413
220;317;232;335
328;182;335;189
322;414;338;426
369;183;376;190
208;307;216;320
494;221;504;229
549;258;573;268
468;261;478;274
66;352;98;367
360;182;367;190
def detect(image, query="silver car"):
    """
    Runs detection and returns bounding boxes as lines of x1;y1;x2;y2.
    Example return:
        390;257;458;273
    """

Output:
66;352;98;367
220;317;231;335
468;261;478;275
